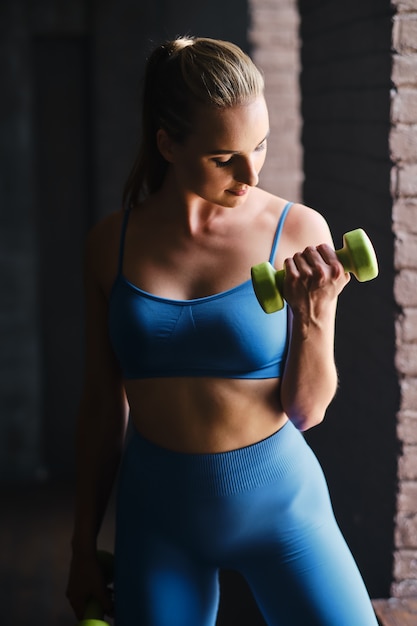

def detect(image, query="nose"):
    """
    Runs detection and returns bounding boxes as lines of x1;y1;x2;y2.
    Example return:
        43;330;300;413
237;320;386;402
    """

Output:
234;157;259;187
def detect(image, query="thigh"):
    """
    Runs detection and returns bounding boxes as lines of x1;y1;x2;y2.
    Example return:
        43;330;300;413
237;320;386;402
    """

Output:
237;443;378;626
114;436;220;626
114;532;220;626
246;520;378;626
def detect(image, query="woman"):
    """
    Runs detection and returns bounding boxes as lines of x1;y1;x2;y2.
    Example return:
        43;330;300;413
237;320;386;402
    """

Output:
66;36;378;625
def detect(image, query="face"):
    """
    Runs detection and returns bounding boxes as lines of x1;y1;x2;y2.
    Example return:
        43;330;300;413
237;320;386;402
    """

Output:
160;96;270;208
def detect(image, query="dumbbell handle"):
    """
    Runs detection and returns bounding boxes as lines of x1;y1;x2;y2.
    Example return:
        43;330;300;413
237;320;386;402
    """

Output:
251;228;378;314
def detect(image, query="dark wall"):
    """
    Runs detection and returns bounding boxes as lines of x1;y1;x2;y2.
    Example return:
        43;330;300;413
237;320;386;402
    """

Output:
2;1;269;624
298;0;399;598
92;0;252;221
0;1;45;481
27;0;252;481
34;35;91;482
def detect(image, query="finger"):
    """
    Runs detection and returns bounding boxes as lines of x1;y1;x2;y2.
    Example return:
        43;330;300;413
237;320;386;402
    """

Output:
66;585;87;621
316;243;338;266
103;586;115;616
90;584;113;617
316;243;350;281
302;245;334;267
292;247;328;285
283;255;301;280
299;245;343;281
69;596;89;622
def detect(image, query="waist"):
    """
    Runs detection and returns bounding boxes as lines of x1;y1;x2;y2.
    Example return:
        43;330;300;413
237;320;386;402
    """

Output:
122;419;303;497
124;376;286;454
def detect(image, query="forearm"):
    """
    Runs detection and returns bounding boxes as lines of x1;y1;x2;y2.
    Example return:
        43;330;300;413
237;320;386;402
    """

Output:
280;305;338;431
71;393;127;555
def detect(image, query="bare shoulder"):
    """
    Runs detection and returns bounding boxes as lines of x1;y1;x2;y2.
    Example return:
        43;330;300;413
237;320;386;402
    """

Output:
84;209;125;296
283;202;334;251
252;190;332;245
253;191;334;266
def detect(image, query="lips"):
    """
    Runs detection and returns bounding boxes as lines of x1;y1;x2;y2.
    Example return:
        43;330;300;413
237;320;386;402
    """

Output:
228;187;248;196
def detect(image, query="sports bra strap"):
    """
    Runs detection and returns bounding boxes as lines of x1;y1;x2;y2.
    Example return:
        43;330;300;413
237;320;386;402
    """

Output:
117;202;292;275
269;201;293;265
117;207;132;276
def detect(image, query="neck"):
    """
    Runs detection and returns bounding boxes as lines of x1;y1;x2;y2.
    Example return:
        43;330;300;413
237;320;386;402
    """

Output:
156;173;228;237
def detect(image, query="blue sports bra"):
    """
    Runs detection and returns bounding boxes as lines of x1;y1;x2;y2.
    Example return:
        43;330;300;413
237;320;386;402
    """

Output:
108;201;293;380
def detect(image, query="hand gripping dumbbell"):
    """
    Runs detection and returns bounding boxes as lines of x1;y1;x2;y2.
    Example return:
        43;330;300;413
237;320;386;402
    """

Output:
78;550;114;626
251;228;378;314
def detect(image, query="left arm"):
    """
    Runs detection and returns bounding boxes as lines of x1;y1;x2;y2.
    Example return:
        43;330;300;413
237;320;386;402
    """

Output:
279;209;350;430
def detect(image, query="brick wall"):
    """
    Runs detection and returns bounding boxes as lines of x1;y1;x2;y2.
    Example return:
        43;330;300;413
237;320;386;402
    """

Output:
391;0;417;599
249;0;302;202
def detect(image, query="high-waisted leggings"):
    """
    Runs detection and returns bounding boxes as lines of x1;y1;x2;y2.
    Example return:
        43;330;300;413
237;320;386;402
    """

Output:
114;420;378;625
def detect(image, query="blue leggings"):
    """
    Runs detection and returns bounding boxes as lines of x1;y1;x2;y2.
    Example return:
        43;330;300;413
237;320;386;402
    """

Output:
114;421;377;625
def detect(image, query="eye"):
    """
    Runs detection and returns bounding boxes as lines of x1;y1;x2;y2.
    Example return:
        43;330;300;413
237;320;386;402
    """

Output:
255;140;267;153
213;157;234;168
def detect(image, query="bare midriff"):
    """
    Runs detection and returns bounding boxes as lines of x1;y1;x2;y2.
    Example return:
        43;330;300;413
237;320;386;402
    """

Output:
124;376;288;454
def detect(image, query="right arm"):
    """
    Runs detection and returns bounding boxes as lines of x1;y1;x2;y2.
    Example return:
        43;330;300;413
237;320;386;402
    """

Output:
66;223;129;620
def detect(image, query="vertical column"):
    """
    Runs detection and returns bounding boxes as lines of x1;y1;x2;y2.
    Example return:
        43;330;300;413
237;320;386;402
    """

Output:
391;0;417;599
249;0;303;201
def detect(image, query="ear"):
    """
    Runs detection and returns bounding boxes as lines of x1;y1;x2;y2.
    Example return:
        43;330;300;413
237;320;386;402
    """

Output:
156;128;176;163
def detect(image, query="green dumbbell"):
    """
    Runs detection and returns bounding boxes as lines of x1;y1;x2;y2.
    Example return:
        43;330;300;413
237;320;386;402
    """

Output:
251;228;379;314
78;550;114;626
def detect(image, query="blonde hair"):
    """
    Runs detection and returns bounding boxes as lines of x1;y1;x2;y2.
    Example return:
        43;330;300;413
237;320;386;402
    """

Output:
123;36;264;207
